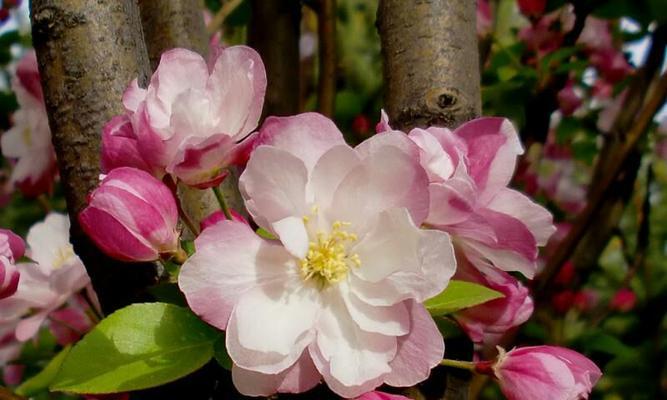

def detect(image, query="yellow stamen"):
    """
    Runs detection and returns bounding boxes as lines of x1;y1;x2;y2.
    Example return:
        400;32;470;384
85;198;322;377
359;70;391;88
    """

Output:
300;220;360;288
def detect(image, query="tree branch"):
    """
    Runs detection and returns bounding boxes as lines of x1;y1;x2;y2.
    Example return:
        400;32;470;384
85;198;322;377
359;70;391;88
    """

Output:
316;0;336;117
137;0;209;70
31;0;157;315
248;0;301;117
377;0;481;131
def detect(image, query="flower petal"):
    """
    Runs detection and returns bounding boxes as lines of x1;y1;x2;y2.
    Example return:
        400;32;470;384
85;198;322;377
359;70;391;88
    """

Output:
383;300;444;387
179;220;293;330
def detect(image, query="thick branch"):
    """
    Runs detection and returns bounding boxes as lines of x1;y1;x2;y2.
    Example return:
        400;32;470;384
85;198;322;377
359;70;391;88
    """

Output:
137;0;209;70
377;0;481;130
31;0;157;314
248;0;301;117
316;0;336;117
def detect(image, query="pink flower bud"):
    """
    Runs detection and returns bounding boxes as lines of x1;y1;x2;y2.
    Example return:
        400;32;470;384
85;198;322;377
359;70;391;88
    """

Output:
491;346;602;400
79;167;180;262
355;391;411;400
0;228;25;261
0;256;20;299
609;288;636;312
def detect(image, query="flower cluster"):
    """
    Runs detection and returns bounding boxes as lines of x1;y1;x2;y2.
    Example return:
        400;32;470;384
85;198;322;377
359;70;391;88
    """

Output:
69;42;601;399
0;214;96;382
0;50;57;197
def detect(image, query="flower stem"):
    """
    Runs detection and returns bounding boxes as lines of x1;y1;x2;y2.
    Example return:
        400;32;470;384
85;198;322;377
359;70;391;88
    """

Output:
440;359;476;371
212;186;233;220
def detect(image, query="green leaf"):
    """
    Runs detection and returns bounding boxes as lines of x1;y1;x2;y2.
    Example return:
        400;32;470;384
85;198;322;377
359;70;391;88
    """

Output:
213;335;232;371
424;280;504;316
16;346;71;396
51;303;220;394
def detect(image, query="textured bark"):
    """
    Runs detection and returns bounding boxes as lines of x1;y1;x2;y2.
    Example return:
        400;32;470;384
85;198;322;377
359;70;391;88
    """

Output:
30;0;157;314
377;0;481;131
138;0;209;70
316;0;336;117
377;1;480;399
248;0;301;117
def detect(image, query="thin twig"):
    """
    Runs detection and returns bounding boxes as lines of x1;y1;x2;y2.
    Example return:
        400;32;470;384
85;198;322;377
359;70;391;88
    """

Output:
537;71;667;291
316;0;336;117
206;0;243;36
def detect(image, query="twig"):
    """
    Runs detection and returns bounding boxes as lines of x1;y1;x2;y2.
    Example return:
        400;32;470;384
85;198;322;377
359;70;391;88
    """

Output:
316;0;336;117
206;0;243;36
537;71;667;290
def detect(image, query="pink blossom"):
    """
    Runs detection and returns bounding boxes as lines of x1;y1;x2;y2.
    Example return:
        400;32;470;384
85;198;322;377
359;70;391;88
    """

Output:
0;319;23;382
491;346;602;400
0;213;90;342
378;113;555;278
454;255;533;344
79;167;180;262
609;288;636;312
0;50;57;197
48;293;96;346
179;113;455;397
518;0;546;17
355;391;411;400
121;46;266;188
597;89;627;133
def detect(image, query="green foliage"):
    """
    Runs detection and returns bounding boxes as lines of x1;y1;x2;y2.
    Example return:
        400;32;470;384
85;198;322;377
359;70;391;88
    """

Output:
16;346;71;397
50;303;221;394
424;280;504;316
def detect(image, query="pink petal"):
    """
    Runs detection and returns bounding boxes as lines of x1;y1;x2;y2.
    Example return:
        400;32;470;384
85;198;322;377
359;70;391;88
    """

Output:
231;351;321;396
331;144;429;227
100;115;153;174
383;300;444;387
179;220;293;331
453;118;523;203
486;188;556;246
239;146;309;232
342;286;410;336
169;134;236;188
256;113;346;172
121;78;146;113
207;45;267;138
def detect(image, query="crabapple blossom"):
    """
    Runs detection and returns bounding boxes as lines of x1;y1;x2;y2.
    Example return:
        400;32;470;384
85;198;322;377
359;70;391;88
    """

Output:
609;288;636;312
487;346;602;400
179;113;456;397
453;255;533;344
0;228;25;261
377;113;556;278
0;213;90;342
79;167;180;262
0;50;57;197
118;46;266;188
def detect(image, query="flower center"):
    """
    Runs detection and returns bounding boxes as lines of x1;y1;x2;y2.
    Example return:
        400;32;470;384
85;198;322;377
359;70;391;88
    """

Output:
299;220;361;287
52;246;75;270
